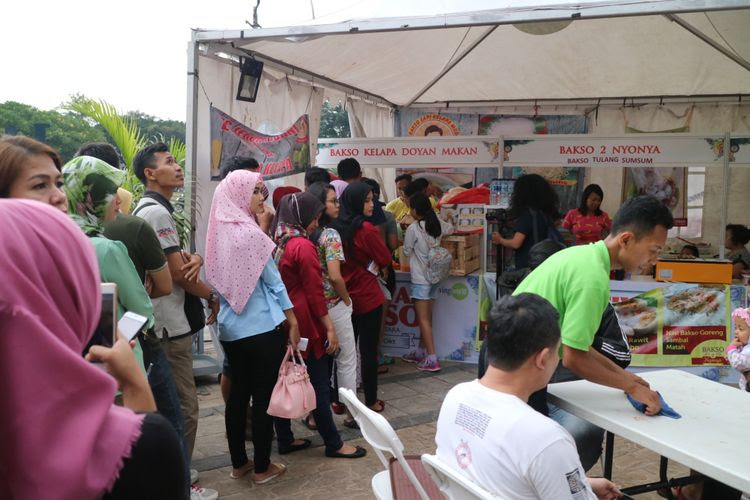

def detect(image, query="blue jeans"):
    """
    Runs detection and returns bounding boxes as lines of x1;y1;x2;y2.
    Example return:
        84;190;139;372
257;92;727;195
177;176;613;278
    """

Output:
147;346;188;466
274;352;343;454
548;403;603;471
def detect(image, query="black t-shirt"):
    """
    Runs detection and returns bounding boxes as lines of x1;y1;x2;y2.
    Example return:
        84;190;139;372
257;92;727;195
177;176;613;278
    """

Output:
513;207;554;269
103;213;167;283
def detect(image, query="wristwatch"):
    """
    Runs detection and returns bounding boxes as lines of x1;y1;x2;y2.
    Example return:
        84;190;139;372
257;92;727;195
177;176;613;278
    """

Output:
207;291;218;304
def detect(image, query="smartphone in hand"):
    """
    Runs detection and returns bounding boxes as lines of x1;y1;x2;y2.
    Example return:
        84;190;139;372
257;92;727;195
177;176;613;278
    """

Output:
83;283;117;357
118;312;149;342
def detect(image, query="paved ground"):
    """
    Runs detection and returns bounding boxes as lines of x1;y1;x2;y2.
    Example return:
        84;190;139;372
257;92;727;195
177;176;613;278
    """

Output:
191;359;689;499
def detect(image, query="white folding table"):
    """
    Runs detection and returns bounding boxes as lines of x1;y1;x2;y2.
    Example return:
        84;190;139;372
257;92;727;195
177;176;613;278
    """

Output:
547;369;750;496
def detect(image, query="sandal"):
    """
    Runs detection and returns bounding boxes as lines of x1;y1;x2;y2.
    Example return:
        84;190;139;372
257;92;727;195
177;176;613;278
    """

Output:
331;402;346;415
343;419;360;429
369;399;385;413
325;445;367;458
378;355;395;366
252;463;286;485
278;438;311;455
303;413;317;431
377;365;389;374
230;460;254;479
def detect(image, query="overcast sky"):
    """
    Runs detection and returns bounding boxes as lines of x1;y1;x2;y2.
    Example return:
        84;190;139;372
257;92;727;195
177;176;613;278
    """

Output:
1;0;551;121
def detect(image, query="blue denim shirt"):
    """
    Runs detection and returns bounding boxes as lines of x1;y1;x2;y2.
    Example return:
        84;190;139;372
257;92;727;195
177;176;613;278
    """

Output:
217;257;293;341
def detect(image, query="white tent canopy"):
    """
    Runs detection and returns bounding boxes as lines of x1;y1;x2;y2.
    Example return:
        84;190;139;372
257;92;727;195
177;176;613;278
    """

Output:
194;1;750;107
187;0;750;257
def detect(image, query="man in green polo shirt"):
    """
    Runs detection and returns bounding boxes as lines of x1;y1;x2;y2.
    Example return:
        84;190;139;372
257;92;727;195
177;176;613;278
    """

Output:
514;195;673;470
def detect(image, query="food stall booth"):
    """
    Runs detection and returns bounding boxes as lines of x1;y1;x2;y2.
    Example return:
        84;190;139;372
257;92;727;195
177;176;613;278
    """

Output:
185;1;750;376
313;134;750;377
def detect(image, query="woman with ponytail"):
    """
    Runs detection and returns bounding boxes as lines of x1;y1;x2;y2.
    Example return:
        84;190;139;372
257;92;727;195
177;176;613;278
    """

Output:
401;192;454;372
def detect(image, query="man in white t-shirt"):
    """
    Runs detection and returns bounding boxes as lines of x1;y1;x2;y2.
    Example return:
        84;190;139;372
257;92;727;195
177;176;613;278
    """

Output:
436;293;621;500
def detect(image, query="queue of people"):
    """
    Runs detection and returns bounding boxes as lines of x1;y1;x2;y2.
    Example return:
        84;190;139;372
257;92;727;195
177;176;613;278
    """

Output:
1;136;456;498
3;132;749;500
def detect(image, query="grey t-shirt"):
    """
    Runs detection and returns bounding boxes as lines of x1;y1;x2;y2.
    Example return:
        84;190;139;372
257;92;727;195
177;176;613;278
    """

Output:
134;199;191;338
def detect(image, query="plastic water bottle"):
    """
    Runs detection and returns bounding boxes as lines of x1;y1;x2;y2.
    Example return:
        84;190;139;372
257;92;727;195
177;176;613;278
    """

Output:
490;179;501;205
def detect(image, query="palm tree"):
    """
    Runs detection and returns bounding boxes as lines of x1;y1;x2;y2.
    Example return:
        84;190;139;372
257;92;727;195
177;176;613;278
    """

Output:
65;96;194;246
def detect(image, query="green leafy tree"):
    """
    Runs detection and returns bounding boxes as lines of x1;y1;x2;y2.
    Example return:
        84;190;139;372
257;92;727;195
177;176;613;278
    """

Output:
0;101;109;161
319;100;350;138
125;111;186;145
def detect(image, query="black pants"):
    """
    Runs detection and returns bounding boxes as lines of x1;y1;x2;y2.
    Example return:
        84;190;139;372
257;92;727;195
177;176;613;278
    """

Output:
352;305;383;407
221;327;286;472
104;412;188;499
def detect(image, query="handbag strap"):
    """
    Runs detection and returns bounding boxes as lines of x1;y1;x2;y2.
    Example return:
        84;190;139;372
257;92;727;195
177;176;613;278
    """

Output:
278;345;294;374
529;208;540;245
294;348;307;369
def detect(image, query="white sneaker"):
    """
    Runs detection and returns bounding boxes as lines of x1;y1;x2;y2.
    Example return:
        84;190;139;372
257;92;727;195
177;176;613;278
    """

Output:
190;469;199;485
191;485;219;500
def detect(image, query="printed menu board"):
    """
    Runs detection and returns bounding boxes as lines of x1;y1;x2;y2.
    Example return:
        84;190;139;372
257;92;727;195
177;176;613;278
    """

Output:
614;283;747;366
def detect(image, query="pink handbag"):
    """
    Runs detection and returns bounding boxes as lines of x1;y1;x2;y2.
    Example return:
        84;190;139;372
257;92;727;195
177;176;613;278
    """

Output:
267;345;317;419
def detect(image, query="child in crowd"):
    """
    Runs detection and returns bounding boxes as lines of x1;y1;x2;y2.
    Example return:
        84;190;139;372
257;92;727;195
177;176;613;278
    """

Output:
401;192;453;372
727;307;750;392
678;244;700;259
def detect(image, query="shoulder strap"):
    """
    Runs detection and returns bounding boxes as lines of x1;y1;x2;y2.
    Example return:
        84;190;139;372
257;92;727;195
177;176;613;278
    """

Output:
529;208;540;244
132;201;158;216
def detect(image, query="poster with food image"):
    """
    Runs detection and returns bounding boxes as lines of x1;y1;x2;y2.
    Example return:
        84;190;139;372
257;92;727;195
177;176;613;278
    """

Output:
396;110;478;190
613;291;660;354
622;167;687;226
614;283;747;367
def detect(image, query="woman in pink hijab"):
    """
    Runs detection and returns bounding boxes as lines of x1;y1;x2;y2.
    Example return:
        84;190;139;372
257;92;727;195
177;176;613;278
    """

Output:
0;199;187;499
204;170;301;485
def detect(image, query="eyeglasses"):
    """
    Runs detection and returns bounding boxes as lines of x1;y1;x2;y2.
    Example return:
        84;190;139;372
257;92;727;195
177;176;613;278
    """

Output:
327;198;340;205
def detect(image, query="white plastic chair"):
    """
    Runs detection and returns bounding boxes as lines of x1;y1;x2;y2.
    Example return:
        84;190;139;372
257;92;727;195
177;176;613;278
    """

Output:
338;388;433;500
421;454;500;500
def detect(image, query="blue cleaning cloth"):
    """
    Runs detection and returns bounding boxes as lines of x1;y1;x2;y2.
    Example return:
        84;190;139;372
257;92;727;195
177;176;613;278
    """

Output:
626;391;681;419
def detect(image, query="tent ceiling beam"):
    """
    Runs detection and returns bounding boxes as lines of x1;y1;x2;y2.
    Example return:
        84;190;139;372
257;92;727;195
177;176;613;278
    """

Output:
193;1;749;43
408;94;750;109
201;42;396;109
404;25;498;107
664;13;750;72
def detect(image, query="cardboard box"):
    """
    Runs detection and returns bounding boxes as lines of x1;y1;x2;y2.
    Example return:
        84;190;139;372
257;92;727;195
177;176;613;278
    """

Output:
655;259;733;284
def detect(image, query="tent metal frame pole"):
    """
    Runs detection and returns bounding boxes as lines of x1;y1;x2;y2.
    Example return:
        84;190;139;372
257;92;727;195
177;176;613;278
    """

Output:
664;14;750;72
404;25;498;107
192;1;750;42
185;37;200;252
719;132;731;260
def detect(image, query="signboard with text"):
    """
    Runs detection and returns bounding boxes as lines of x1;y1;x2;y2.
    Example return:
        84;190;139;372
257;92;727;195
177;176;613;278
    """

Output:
613;283;747;367
210;107;309;180
316;136;500;168
504;135;750;167
382;272;480;363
